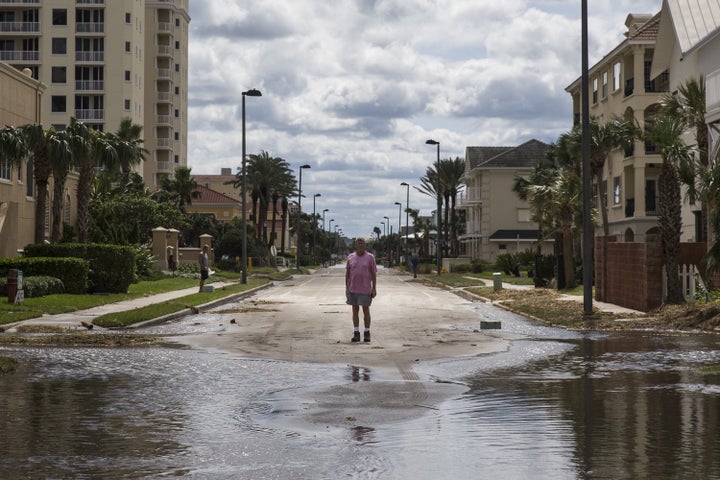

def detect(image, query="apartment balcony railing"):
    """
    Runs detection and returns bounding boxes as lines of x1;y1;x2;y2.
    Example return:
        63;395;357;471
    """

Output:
157;45;171;56
76;0;104;4
158;22;172;32
76;51;104;62
75;109;104;120
0;21;40;33
0;50;38;61
76;22;104;34
157;138;171;148
156;161;173;173
624;77;634;97
76;80;104;91
0;0;40;4
156;91;171;102
157;68;171;79
157;115;172;125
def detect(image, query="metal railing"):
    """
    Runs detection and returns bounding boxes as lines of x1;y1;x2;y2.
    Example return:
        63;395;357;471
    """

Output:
76;51;104;62
76;22;104;33
0;21;40;33
76;80;104;91
0;50;39;61
75;109;104;120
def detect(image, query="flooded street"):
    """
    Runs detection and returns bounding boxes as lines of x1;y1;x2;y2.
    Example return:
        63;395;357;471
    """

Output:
2;278;720;478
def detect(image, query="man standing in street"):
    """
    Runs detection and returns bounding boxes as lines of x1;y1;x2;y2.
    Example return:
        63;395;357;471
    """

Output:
198;244;210;292
346;238;377;342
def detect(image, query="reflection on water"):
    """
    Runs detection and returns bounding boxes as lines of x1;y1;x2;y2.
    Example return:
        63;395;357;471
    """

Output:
1;310;720;479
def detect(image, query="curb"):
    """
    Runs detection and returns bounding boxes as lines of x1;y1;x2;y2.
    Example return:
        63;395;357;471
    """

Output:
125;282;274;329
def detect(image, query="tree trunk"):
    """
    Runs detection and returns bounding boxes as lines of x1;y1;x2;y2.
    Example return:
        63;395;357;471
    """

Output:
270;196;278;246
280;197;288;253
51;171;68;242
561;224;577;289
660;162;684;304
76;162;95;243
33;153;51;244
596;177;610;236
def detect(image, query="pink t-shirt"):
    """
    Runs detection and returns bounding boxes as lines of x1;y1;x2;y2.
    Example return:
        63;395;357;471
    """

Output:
346;251;377;294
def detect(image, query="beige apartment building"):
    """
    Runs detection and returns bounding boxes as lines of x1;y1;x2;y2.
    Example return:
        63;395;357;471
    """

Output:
0;0;190;188
566;12;700;243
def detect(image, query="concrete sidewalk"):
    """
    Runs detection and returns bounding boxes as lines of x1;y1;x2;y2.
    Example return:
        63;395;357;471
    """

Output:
2;280;237;333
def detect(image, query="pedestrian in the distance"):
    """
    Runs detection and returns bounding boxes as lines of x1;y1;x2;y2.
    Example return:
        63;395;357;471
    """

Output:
198;244;210;292
346;238;377;343
411;252;420;278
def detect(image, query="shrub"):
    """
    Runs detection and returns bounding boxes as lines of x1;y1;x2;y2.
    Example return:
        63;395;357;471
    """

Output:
452;263;473;273
495;253;521;277
0;276;65;298
0;257;88;294
130;244;155;279
23;243;135;294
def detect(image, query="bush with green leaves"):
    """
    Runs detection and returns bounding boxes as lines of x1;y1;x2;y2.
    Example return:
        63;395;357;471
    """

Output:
0;276;65;298
494;253;521;277
131;244;155;279
23;243;135;293
0;257;88;293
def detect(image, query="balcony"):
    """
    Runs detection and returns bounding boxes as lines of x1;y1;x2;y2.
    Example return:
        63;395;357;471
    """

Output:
157;45;172;57
76;0;104;4
75;109;104;120
76;22;104;34
158;22;172;32
157;138;171;148
76;80;104;91
0;0;40;4
156;161;173;173
0;50;39;61
624;77;634;97
0;21;40;33
157;68;171;79
156;91;171;102
157;115;172;125
76;51;104;62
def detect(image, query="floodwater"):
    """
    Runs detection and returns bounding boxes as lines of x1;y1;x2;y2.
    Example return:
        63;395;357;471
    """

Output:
1;303;720;479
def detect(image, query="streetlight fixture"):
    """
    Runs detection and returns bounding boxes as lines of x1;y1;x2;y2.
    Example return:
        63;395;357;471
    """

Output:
240;88;262;284
426;139;442;275
395;201;402;266
322;208;329;231
581;0;593;315
312;193;321;262
296;164;311;270
400;181;410;256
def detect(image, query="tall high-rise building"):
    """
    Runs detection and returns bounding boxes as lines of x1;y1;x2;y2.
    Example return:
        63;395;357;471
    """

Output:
0;0;190;188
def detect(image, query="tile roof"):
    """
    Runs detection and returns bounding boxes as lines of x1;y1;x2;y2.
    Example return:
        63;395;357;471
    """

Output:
194;184;240;204
468;139;549;170
629;12;661;41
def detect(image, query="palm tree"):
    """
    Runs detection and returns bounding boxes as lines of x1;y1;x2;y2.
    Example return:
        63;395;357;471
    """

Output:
567;117;638;235
0;126;28;172
662;78;709;242
645;116;693;304
513;137;583;289
48;127;75;242
231;151;295;244
438;157;465;256
162;165;200;213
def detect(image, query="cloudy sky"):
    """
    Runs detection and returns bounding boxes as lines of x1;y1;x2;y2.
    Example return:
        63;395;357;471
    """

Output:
187;0;662;239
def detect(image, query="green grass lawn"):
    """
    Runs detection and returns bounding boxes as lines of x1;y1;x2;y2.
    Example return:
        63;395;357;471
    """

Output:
0;272;242;325
93;278;268;328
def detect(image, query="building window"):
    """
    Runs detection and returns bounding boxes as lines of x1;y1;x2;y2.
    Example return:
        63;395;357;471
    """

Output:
51;96;66;113
498;244;507;251
602;71;608;98
175;41;180;49
175;86;179;95
174;155;179;163
125;12;131;23
174;132;179;140
174;109;179;117
175;63;179;72
125;41;131;52
52;9;67;26
175;18;180;27
124;99;130;110
592;78;598;104
124;70;131;81
52;38;67;54
517;208;531;223
51;66;66;84
0;159;10;181
613;62;621;91
613;176;621;205
601;180;607;208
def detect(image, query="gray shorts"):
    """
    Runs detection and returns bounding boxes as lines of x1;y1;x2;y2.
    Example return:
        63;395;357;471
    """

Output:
346;291;373;307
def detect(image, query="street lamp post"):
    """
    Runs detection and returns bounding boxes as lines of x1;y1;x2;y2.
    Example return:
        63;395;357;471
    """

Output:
240;88;262;284
426;139;442;275
395;201;402;266
322;209;329;231
400;181;410;256
312;193;321;262
383;215;390;264
296;164;311;270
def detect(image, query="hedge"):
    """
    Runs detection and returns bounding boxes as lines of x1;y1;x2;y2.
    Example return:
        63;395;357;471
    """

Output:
0;257;88;294
23;243;135;294
0;275;65;298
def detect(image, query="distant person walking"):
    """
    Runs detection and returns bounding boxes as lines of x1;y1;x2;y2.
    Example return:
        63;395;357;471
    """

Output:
198;244;210;292
411;252;420;278
346;238;377;342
